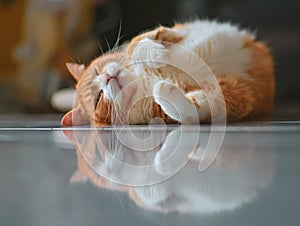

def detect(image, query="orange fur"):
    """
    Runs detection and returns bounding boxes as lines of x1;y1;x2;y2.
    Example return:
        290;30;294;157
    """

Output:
208;39;274;121
152;101;177;124
94;91;112;125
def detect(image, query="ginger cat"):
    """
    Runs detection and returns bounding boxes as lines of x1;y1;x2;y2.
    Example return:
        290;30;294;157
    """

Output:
61;20;275;126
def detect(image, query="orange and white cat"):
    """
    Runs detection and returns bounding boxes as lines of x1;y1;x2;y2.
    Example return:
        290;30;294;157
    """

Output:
61;20;275;126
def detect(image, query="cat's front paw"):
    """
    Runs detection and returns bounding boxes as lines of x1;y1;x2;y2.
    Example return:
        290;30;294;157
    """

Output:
153;81;199;123
131;38;169;69
155;27;184;44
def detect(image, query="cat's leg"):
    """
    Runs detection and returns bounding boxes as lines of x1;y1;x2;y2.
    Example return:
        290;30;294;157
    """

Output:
153;75;257;123
190;76;257;122
153;81;209;123
182;77;256;122
213;75;255;121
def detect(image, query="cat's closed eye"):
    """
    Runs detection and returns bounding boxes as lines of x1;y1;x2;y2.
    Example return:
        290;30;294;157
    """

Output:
95;67;100;75
95;90;102;109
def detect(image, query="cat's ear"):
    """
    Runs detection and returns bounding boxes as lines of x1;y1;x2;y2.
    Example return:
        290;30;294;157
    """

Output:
70;170;88;184
61;110;73;126
66;62;86;81
61;107;89;127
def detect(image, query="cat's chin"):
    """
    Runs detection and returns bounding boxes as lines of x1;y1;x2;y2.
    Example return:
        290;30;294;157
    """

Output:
104;80;123;103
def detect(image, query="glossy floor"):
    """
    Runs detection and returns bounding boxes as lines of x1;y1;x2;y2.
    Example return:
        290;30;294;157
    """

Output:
0;119;299;226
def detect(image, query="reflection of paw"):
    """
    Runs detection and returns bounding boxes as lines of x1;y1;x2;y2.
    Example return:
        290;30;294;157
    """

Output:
154;151;176;176
134;185;168;207
132;38;169;68
153;81;199;123
154;129;200;175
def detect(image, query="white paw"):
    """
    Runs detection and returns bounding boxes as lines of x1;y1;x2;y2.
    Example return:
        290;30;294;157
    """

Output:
154;151;178;176
132;38;169;68
153;81;199;123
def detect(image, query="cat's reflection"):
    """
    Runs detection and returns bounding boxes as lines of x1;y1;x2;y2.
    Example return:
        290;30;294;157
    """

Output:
64;127;275;214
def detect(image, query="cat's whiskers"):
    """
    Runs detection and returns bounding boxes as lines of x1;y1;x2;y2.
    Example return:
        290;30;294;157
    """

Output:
112;19;123;50
105;97;112;123
104;37;111;52
97;41;105;55
111;101;122;125
76;52;82;65
112;36;123;54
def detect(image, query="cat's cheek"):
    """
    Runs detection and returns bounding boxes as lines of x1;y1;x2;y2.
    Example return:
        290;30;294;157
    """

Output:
92;75;102;87
116;75;126;89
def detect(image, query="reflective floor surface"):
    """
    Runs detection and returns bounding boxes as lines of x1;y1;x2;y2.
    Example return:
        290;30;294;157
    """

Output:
0;117;300;226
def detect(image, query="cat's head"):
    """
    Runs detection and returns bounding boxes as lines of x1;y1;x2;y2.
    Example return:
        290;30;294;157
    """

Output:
61;52;140;126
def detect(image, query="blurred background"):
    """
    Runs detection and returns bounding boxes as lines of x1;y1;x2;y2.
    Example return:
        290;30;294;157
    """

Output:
0;0;299;119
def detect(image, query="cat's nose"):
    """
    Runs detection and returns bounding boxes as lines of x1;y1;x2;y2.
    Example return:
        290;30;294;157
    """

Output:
104;71;120;84
107;70;120;78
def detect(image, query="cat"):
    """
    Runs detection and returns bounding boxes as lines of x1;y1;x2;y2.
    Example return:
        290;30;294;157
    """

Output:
61;20;275;126
66;127;275;213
